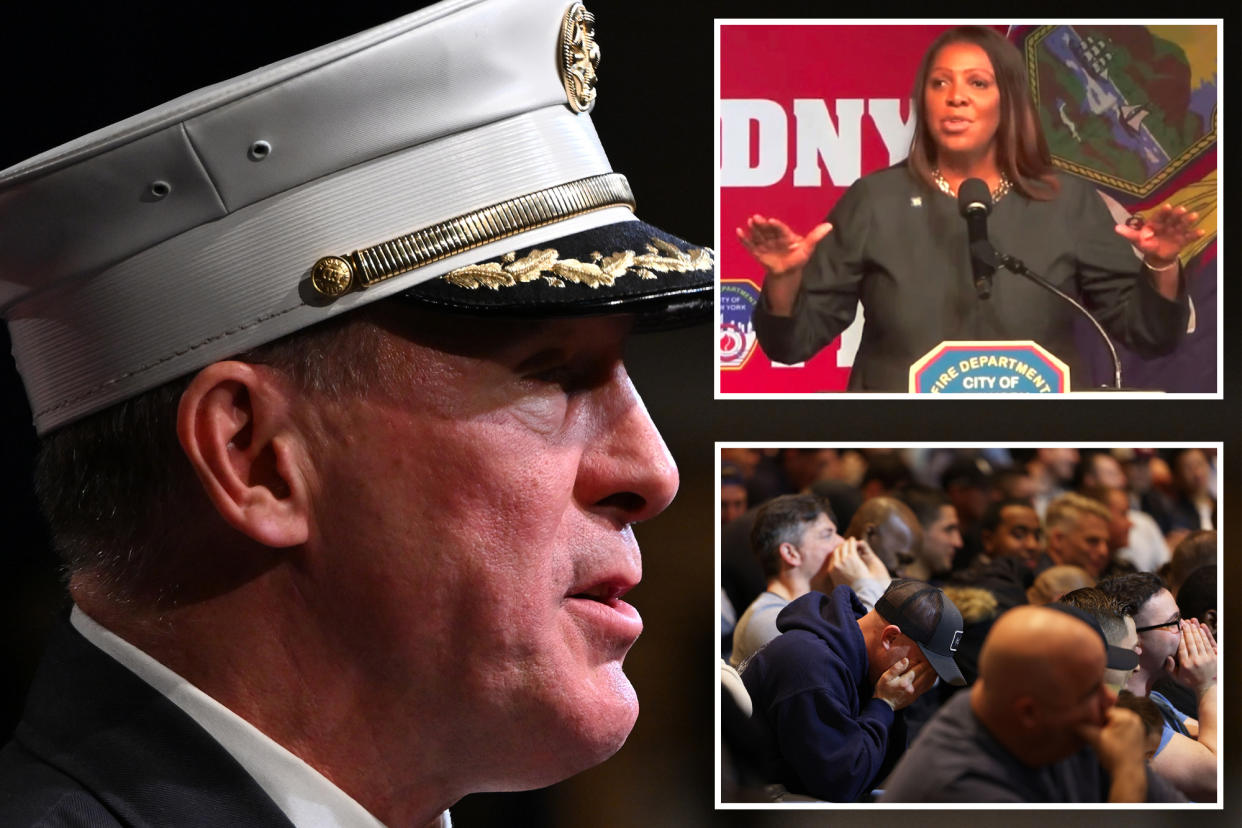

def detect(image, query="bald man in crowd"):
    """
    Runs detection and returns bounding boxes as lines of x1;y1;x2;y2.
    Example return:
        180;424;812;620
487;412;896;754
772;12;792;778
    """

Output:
1024;566;1096;606
881;605;1184;802
844;498;922;603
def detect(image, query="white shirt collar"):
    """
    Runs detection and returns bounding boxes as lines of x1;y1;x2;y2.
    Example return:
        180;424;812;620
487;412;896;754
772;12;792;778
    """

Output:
70;606;450;828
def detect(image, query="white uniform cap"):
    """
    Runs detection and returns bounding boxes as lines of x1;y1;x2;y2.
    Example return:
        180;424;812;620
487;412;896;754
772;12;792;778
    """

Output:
0;0;713;434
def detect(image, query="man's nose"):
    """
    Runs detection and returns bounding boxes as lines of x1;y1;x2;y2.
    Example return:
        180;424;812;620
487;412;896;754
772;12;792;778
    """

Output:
575;360;679;527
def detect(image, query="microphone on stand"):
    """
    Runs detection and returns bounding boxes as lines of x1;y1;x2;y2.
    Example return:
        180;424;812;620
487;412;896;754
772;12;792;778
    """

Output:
958;178;997;300
955;181;1126;389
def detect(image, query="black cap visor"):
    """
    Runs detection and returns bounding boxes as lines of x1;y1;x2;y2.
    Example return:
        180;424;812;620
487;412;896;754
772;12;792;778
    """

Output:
1105;645;1140;671
397;219;713;330
916;641;967;687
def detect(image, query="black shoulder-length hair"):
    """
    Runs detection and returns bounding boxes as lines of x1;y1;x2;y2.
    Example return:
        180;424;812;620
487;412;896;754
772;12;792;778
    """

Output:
907;26;1060;201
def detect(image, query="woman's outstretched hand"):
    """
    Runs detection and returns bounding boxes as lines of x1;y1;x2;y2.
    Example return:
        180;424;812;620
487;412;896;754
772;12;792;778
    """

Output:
736;215;833;276
1113;203;1204;267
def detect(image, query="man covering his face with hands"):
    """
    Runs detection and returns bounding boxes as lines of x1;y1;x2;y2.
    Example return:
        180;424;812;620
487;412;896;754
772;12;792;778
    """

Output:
741;579;965;801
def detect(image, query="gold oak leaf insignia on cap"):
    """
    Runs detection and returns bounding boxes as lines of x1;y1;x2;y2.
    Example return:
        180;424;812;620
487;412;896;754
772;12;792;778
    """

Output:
441;238;714;290
560;3;600;113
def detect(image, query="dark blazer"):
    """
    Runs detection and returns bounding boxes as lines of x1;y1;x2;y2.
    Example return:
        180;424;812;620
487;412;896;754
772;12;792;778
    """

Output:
753;165;1189;391
0;620;293;827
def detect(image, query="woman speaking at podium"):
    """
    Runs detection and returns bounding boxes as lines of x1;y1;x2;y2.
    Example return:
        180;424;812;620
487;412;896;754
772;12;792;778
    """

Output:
739;26;1201;391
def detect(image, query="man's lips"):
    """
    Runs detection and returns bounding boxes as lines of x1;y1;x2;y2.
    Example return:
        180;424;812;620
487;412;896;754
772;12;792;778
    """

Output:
566;581;643;645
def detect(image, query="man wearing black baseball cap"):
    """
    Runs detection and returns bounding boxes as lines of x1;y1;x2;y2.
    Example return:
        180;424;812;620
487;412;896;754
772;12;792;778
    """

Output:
740;579;964;801
882;604;1184;802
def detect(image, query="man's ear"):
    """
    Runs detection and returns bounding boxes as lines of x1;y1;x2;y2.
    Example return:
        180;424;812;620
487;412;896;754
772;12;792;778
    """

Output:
1013;695;1039;730
879;624;902;650
177;361;310;548
778;541;801;567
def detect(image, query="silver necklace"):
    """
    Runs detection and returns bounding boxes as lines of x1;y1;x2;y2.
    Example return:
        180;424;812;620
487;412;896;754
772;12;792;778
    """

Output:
931;168;1012;202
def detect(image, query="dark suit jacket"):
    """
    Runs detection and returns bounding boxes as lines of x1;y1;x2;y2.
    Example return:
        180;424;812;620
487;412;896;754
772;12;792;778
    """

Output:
0;619;293;827
754;164;1189;391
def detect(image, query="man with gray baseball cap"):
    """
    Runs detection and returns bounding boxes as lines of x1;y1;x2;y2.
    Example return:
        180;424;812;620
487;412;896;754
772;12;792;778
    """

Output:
0;2;711;825
740;579;964;801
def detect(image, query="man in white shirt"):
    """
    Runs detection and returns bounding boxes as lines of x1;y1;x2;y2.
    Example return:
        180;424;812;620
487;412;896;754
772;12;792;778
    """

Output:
731;493;892;668
0;2;712;826
730;494;843;667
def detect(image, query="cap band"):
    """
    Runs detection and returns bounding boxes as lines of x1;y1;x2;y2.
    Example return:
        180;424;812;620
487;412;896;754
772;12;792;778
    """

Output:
311;173;634;299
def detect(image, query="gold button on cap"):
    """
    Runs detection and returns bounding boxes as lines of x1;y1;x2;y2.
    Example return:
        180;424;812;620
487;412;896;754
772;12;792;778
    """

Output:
311;256;355;297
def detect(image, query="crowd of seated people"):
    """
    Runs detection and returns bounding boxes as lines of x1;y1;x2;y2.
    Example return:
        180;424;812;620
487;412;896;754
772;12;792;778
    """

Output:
720;448;1218;804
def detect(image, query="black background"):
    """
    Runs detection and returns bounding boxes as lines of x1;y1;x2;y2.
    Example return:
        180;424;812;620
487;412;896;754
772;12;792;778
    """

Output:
1;2;1237;826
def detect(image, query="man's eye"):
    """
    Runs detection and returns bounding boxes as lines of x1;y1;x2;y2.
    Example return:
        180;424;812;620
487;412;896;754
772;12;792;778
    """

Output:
531;364;598;394
530;367;576;390
539;353;618;392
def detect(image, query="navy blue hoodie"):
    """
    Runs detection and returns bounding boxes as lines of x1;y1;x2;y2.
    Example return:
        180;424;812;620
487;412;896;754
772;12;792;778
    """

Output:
740;585;907;801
